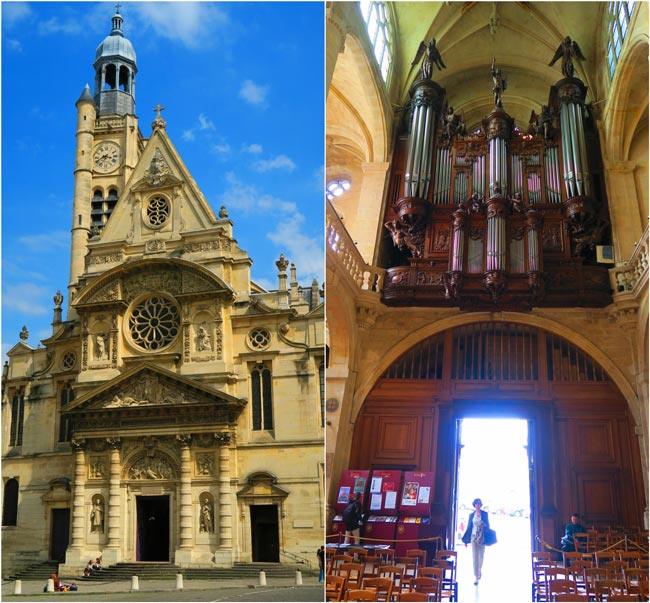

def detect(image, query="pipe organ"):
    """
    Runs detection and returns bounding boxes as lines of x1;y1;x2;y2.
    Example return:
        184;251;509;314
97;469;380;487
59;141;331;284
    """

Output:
382;46;612;310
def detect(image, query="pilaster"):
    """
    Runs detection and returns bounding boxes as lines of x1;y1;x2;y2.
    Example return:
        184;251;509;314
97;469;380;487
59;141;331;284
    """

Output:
101;437;122;565
604;159;642;261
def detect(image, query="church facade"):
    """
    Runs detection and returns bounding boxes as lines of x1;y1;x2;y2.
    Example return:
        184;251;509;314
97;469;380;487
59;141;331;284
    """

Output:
2;10;324;576
326;0;648;552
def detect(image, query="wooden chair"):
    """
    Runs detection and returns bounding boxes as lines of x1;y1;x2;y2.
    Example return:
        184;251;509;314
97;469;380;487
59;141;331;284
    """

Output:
566;560;592;594
573;532;589;554
584;567;609;599
344;589;379;601
553;595;590;602
360;554;382;579
434;559;457;602
619;551;641;567
564;551;584;567
604;560;628;580
398;593;428;602
378;564;405;595
532;551;552;564
624;568;649;598
595;551;618;568
361;577;393;602
606;596;643;602
378;549;395;564
594;578;626;601
339;562;364;591
533;560;558;602
410;576;441;601
396;557;419;592
331;554;354;574
406;549;427;567
348;547;367;560
548;578;579;600
326;574;346;602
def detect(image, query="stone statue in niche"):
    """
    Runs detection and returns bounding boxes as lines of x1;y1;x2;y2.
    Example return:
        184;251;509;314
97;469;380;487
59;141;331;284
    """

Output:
90;497;104;533
199;498;214;533
196;454;214;476
95;334;108;360
196;325;212;352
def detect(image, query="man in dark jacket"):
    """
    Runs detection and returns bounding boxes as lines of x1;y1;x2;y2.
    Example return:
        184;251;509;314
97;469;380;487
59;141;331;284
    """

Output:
342;493;363;545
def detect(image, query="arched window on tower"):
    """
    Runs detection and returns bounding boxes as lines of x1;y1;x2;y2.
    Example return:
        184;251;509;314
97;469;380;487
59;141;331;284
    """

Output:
119;65;130;92
250;363;274;431
359;0;394;83
90;189;119;235
104;64;117;90
2;479;19;526
607;1;636;78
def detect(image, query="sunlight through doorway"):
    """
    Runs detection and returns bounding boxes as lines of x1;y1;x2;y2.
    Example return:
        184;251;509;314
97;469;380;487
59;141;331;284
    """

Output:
453;417;533;602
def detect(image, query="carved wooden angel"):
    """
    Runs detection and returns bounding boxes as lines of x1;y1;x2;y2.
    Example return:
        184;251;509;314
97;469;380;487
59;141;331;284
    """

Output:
549;36;586;78
491;58;507;108
413;38;446;79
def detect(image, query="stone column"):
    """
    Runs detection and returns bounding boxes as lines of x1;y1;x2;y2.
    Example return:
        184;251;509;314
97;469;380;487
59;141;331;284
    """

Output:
102;437;122;565
354;162;390;264
175;434;193;565
70;438;87;548
604;159;642;261
215;432;234;565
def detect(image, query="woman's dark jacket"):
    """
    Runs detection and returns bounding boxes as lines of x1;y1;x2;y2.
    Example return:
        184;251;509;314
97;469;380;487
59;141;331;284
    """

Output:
461;509;490;544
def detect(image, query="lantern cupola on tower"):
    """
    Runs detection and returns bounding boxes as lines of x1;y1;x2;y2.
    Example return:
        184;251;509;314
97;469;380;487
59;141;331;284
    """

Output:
93;6;137;116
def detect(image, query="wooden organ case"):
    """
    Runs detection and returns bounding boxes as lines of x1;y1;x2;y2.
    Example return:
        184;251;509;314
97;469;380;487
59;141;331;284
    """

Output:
381;58;612;311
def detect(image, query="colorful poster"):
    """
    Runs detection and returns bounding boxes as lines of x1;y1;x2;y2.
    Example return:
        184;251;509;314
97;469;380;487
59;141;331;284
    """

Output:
337;486;350;504
385;491;397;510
417;486;430;504
370;493;382;511
402;481;419;506
354;477;366;494
370;476;383;493
382;481;394;492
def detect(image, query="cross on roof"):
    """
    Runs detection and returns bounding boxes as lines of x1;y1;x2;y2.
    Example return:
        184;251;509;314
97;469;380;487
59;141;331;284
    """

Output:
153;104;166;118
115;2;122;13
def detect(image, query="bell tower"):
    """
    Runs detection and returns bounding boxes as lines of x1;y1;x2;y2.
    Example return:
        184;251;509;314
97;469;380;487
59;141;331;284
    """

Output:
68;6;140;316
93;5;137;116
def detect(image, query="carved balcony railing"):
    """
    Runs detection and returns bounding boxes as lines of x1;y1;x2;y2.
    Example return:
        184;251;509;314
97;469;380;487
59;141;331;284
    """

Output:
609;225;649;299
326;200;384;294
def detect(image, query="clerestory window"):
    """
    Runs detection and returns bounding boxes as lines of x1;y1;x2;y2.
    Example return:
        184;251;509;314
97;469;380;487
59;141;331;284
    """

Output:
359;0;393;83
607;1;636;79
251;363;274;431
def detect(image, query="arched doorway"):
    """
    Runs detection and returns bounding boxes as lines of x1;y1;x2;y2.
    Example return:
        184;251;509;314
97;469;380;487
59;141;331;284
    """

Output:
348;321;645;550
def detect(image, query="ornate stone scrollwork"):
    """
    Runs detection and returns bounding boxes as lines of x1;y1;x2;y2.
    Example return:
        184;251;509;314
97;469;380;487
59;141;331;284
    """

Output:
196;453;214;476
106;437;122;450
176;433;192;448
128;454;174;480
214;432;233;446
71;438;87;452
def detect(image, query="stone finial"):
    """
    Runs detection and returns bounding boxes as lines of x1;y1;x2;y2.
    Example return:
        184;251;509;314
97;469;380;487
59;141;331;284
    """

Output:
19;326;28;341
53;291;64;326
152;103;167;130
275;254;289;274
289;263;300;303
219;205;229;219
54;291;64;308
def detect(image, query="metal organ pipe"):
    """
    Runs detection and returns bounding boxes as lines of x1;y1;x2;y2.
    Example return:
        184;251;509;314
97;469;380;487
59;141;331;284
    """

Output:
528;230;539;271
575;104;590;196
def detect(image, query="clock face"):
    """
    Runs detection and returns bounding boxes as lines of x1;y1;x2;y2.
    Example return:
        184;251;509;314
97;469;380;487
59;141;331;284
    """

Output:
93;142;122;173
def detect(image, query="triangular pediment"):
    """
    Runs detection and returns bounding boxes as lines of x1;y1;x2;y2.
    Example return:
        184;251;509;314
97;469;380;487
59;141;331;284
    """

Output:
65;362;245;415
97;127;221;246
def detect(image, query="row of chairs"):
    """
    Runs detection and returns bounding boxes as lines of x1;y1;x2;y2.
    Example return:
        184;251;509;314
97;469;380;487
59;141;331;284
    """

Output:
572;530;649;554
326;548;458;602
563;550;649;569
327;575;452;602
532;552;649;602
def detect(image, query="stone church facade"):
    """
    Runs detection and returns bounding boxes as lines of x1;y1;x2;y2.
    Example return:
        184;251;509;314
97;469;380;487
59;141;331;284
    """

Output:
2;10;324;577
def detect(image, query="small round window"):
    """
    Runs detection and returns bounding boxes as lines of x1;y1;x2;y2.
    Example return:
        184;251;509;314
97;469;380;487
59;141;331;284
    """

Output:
61;351;77;371
128;294;180;351
248;328;271;351
145;196;170;227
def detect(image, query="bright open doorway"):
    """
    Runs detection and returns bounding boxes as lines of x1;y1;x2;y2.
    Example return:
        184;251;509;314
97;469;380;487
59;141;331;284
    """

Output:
453;417;533;602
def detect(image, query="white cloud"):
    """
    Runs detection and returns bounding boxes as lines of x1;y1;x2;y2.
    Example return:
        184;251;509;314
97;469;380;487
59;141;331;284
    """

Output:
267;215;323;281
221;173;295;215
212;143;231;155
3;3;32;28
7;39;23;53
18;231;69;252
198;113;215;131
182;130;196;141
38;16;83;35
239;80;269;106
3;283;51;315
129;3;230;49
254;155;296;173
245;144;263;154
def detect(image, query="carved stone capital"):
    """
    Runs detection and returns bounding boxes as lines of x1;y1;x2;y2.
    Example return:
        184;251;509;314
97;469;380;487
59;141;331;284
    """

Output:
176;433;192;448
214;432;233;447
71;438;87;452
106;437;121;450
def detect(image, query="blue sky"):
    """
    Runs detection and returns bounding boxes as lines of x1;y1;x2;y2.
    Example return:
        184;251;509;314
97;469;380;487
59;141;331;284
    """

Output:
2;1;324;357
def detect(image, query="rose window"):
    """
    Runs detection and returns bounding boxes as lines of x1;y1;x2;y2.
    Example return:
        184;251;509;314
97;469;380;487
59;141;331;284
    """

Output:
145;196;170;227
61;351;77;370
247;328;271;350
129;295;180;351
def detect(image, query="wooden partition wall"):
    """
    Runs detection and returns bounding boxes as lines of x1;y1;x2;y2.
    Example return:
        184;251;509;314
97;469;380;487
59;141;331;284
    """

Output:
349;323;645;549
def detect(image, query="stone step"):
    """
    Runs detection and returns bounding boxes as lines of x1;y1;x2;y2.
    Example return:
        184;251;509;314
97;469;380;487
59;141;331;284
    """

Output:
10;561;59;581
